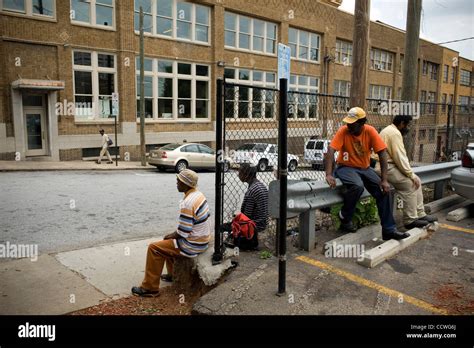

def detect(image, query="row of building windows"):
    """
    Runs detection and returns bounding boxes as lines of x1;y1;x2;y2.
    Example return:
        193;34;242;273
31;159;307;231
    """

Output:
73;49;468;122
9;0;467;78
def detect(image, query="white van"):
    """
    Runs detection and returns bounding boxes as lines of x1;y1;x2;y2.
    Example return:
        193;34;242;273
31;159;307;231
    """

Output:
304;139;338;170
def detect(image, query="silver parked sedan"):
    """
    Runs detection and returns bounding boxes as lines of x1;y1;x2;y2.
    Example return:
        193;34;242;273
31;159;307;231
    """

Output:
451;143;474;200
148;143;230;173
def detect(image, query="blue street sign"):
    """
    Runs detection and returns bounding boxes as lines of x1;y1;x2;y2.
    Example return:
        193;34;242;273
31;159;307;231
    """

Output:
278;43;291;90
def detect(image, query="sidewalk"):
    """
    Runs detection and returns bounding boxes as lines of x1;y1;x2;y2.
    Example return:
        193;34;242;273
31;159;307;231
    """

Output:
0;160;155;172
1;208;472;315
0;237;169;315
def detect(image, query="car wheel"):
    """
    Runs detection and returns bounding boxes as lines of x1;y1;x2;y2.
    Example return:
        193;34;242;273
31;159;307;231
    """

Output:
175;160;188;173
257;159;268;172
288;160;297;172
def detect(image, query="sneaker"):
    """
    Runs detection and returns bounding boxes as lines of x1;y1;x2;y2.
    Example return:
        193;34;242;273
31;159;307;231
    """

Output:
131;286;160;297
404;219;430;229
160;274;173;282
419;215;438;223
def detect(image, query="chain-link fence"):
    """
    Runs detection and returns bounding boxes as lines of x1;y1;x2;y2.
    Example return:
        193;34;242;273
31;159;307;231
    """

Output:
221;82;280;225
216;80;474;250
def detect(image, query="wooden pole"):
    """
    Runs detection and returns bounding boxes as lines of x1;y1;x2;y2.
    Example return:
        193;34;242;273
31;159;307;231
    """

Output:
402;0;422;160
350;0;370;110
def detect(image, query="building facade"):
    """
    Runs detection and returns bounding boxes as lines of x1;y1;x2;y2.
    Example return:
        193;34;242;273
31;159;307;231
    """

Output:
0;0;472;161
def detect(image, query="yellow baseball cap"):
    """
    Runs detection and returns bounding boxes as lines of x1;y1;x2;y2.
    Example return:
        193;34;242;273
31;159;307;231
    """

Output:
343;107;366;124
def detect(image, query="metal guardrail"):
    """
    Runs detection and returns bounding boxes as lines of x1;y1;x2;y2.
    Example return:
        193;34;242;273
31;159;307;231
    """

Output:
269;161;461;218
268;161;461;251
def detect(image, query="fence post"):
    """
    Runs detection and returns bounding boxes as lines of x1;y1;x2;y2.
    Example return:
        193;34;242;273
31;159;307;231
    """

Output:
277;78;288;295
212;78;224;265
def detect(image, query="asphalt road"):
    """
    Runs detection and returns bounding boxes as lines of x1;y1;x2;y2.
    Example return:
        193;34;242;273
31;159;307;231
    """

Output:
0;167;325;256
0;170;221;255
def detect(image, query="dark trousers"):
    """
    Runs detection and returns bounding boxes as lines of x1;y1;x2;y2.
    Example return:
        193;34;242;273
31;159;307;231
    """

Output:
334;165;396;233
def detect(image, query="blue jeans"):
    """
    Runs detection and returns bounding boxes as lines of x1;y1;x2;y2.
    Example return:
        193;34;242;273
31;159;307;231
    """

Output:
334;165;396;233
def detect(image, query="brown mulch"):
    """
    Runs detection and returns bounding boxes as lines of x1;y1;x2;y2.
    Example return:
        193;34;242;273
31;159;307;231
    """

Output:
431;283;474;315
69;287;201;316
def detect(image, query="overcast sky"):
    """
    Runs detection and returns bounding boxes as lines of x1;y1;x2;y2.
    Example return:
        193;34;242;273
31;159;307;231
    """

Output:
339;0;474;60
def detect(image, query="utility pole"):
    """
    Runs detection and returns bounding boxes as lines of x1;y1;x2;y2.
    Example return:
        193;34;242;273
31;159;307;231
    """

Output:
401;0;422;160
350;0;370;110
139;7;146;166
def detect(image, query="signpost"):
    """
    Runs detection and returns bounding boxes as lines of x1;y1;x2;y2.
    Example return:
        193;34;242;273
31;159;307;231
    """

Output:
111;93;119;166
278;43;291;91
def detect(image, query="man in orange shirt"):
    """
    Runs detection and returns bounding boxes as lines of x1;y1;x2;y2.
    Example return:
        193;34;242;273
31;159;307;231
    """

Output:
325;107;409;241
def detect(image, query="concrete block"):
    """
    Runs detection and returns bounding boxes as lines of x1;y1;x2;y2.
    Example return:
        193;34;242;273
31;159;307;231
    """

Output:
358;228;427;268
424;194;465;214
324;225;382;252
446;205;473;222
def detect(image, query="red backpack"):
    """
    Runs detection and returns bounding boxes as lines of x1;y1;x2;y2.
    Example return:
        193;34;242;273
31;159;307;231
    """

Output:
231;213;256;241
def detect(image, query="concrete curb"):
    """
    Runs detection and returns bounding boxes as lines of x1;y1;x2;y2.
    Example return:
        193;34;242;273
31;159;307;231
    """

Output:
424;194;465;214
447;203;473;222
357;227;428;268
324;225;382;251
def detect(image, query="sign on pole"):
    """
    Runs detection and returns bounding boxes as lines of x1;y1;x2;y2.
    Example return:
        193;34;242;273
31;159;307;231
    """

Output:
112;92;119;116
278;43;291;90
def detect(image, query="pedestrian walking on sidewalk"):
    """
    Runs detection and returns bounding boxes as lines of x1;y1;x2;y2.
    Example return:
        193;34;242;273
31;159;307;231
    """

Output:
97;129;113;164
131;169;211;297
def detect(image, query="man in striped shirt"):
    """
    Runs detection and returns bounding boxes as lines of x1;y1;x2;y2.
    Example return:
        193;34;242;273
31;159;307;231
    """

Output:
132;169;210;297
237;164;269;250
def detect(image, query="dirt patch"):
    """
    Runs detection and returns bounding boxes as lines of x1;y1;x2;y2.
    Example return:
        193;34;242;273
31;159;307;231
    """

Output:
68;287;203;316
431;283;474;315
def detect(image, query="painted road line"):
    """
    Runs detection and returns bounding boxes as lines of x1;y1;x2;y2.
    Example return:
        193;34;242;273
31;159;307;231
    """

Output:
296;255;448;315
438;223;474;235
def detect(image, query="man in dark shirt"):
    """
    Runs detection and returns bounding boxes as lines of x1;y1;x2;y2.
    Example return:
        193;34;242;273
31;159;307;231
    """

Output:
239;164;269;231
236;163;269;249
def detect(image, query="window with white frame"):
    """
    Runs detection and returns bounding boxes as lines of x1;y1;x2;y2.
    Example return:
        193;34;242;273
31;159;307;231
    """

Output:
288;75;319;119
224;68;277;119
135;58;210;120
335;39;352;66
71;0;114;28
443;65;449;83
460;69;471;86
224;12;277;55
428;63;438;80
441;93;447;112
1;0;55;17
333;80;351;113
333;80;351;97
73;51;116;121
370;48;394;72
427;91;436;113
458;96;470;113
399;55;404;74
422;60;428;75
134;0;210;44
369;84;392;100
289;27;320;62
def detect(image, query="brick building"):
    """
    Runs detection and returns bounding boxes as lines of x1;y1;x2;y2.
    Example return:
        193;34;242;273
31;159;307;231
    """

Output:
0;0;472;161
